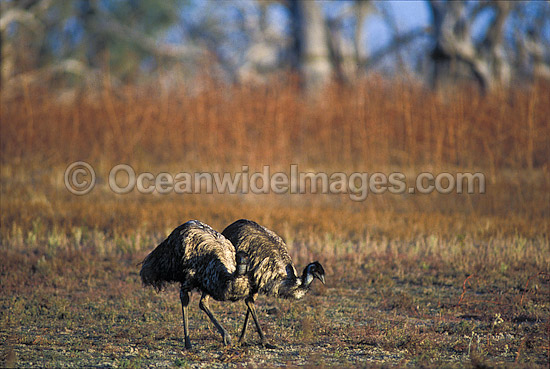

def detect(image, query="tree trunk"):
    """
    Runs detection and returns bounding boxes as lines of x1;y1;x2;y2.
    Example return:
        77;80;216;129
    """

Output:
290;0;332;91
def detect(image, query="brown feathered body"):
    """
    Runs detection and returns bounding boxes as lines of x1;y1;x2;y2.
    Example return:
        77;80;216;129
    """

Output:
140;220;249;302
222;219;324;300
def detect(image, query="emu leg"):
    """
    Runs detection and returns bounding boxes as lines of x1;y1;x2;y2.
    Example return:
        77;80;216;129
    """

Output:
244;296;277;349
198;293;232;346
238;307;251;343
179;289;192;349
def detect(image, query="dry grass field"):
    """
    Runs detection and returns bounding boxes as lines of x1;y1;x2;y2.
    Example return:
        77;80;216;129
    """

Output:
1;78;549;367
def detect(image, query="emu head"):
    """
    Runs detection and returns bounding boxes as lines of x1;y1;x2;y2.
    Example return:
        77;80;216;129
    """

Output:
304;261;326;286
235;251;249;276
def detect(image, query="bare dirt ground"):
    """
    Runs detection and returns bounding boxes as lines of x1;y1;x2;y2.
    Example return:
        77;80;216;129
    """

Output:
1;245;548;368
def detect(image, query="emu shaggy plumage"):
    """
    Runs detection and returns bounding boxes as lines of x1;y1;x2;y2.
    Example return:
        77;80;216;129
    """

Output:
222;219;326;347
140;220;250;348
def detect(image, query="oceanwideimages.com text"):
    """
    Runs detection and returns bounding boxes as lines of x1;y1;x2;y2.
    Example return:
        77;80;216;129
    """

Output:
65;162;486;201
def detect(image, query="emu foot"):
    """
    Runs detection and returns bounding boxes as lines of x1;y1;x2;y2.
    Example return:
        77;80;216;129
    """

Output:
222;333;232;346
184;338;192;350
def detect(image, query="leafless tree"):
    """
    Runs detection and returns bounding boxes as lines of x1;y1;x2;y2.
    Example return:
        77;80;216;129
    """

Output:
427;1;549;92
2;0;548;95
289;0;332;90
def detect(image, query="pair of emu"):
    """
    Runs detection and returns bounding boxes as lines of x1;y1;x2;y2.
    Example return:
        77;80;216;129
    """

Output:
140;219;325;349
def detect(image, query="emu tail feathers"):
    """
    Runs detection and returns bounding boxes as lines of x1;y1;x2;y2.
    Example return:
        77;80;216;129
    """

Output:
140;236;182;291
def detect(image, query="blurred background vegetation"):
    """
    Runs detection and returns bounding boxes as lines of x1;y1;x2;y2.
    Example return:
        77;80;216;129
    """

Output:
1;0;549;237
2;0;549;94
1;0;548;250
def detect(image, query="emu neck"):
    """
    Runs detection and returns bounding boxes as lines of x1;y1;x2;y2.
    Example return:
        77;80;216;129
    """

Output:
301;268;313;289
236;264;247;277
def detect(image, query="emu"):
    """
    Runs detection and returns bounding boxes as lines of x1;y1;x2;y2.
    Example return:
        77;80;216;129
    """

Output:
222;219;325;347
140;220;250;349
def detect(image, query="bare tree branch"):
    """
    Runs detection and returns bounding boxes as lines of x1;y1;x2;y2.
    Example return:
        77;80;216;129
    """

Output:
91;11;202;61
363;27;428;69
